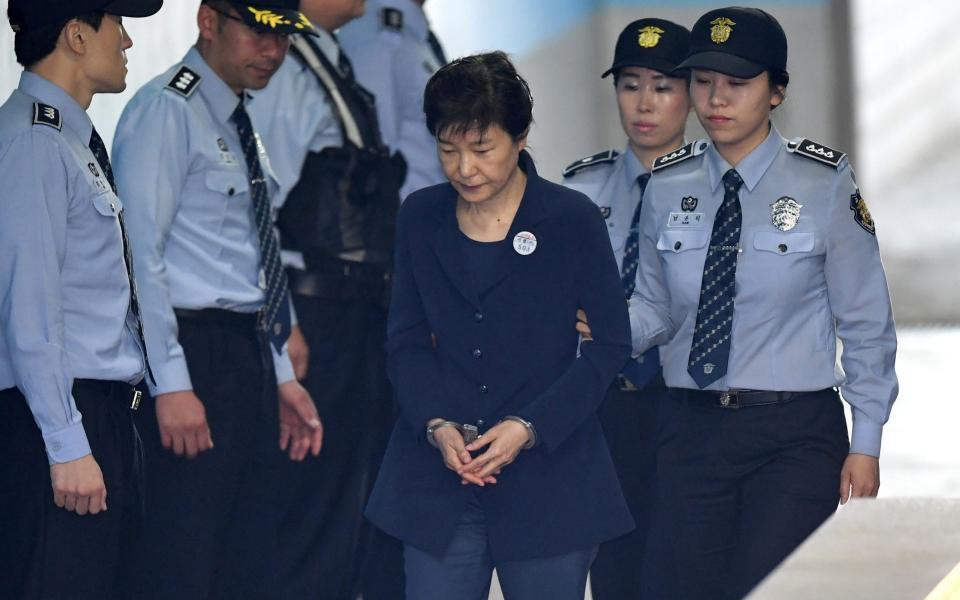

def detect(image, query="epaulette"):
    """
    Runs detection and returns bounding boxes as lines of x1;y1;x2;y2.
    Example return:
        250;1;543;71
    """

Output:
652;140;709;172
32;102;62;131
787;137;846;169
562;149;619;178
381;7;403;31
165;65;201;98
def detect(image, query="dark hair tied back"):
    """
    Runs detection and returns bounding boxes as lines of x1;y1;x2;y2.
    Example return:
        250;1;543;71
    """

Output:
424;51;534;141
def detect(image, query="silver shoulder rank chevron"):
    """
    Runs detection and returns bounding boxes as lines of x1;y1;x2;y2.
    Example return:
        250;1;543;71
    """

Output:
562;149;620;178
787;137;846;169
652;140;708;172
165;65;201;98
32;102;62;131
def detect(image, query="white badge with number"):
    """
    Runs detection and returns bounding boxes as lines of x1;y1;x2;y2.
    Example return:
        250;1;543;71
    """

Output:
513;231;537;256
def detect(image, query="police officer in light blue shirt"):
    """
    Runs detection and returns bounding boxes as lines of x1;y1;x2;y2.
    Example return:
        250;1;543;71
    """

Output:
562;18;690;600
111;2;322;597
0;1;161;597
630;8;898;599
339;0;446;199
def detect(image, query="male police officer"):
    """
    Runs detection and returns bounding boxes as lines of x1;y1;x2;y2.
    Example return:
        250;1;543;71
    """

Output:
339;0;447;199
251;0;407;597
562;18;690;600
111;2;322;597
0;1;161;597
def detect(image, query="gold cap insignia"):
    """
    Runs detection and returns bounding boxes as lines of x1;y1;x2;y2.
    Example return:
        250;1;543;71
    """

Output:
638;26;665;49
710;17;736;44
248;7;313;30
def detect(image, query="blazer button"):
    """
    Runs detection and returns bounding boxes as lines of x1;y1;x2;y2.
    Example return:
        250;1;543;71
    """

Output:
479;384;488;394
476;419;485;428
472;348;482;359
474;311;484;323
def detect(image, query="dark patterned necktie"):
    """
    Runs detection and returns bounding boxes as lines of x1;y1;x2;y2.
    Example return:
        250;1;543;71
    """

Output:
88;128;153;383
620;173;651;299
426;30;447;65
231;101;291;353
687;169;743;388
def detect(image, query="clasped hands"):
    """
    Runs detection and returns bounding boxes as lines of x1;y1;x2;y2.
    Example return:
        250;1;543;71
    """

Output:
428;418;533;486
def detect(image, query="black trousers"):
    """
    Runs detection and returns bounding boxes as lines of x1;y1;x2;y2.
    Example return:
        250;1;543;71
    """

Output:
0;380;142;600
277;293;402;600
131;310;280;599
654;388;849;600
589;374;668;600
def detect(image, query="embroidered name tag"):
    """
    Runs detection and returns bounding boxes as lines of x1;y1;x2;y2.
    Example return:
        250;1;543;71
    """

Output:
667;212;706;228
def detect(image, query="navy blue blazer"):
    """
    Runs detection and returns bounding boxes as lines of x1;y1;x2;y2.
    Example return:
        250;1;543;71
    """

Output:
365;152;634;561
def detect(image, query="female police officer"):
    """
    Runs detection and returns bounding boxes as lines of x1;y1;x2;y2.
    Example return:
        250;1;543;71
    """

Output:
364;52;634;599
628;7;898;599
561;17;690;600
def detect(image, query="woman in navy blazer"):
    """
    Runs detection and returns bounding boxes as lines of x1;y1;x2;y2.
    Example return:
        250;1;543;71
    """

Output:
365;52;634;599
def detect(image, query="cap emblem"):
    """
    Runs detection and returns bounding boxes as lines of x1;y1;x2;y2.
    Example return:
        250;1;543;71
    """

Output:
248;7;312;31
710;17;736;44
638;26;665;48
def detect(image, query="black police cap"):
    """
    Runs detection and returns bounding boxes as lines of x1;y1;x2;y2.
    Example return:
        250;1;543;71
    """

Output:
8;0;162;33
676;7;788;79
224;0;315;35
602;18;690;79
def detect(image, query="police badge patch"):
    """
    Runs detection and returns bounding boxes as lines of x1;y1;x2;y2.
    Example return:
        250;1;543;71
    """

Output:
681;196;698;212
850;189;875;235
770;197;803;231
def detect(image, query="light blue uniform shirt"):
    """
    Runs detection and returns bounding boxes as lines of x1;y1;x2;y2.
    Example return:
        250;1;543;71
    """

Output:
339;0;446;199
633;125;898;456
112;48;295;395
563;147;660;379
0;72;145;464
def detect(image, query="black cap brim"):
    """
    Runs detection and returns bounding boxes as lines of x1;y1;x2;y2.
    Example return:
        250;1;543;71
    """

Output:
675;51;766;79
602;55;684;79
101;0;163;18
231;4;316;35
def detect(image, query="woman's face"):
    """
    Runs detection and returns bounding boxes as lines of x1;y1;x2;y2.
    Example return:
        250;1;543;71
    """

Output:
690;69;782;158
616;66;690;158
437;124;527;204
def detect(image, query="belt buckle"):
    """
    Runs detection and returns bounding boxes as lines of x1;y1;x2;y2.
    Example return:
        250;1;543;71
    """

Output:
719;391;739;409
131;390;142;411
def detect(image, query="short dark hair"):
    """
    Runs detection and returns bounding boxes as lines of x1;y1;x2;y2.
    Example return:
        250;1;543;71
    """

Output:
424;51;534;141
13;11;105;68
612;67;691;87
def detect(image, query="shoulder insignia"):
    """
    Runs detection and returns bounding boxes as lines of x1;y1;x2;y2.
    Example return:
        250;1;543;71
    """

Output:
787;137;846;169
165;65;201;98
381;7;403;31
32;103;62;131
562;149;620;178
850;188;876;235
652;140;708;172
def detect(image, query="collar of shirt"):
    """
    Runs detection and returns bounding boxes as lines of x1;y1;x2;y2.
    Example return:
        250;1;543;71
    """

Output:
705;123;783;193
311;26;342;66
18;71;93;144
184;46;245;126
620;145;650;193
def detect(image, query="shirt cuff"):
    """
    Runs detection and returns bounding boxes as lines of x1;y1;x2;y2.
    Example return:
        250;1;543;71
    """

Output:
849;414;882;457
43;422;93;465
272;344;296;385
148;355;194;396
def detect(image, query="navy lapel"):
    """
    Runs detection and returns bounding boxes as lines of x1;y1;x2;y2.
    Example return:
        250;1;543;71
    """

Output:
426;186;482;308
478;152;550;298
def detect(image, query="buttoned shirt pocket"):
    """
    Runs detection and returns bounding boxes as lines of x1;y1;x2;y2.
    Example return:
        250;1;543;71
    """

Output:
752;231;815;255
656;229;711;305
91;191;122;218
204;169;249;199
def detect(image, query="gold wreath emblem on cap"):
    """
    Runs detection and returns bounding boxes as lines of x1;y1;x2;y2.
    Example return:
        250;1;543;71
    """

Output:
638;25;665;48
248;7;313;30
710;17;736;44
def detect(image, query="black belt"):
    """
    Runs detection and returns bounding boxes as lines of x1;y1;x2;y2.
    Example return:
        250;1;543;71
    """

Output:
671;388;828;409
287;262;391;304
73;379;142;411
173;307;259;329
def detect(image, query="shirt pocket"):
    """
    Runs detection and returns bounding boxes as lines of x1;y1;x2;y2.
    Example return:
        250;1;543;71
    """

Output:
656;229;711;305
90;191;122;218
752;231;815;255
656;229;710;254
204;169;249;198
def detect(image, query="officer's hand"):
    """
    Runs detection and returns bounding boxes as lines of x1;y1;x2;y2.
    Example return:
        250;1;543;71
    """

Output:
576;308;593;341
49;454;107;516
155;390;213;459
428;421;493;487
277;381;323;461
461;420;531;481
287;325;310;381
839;453;880;504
